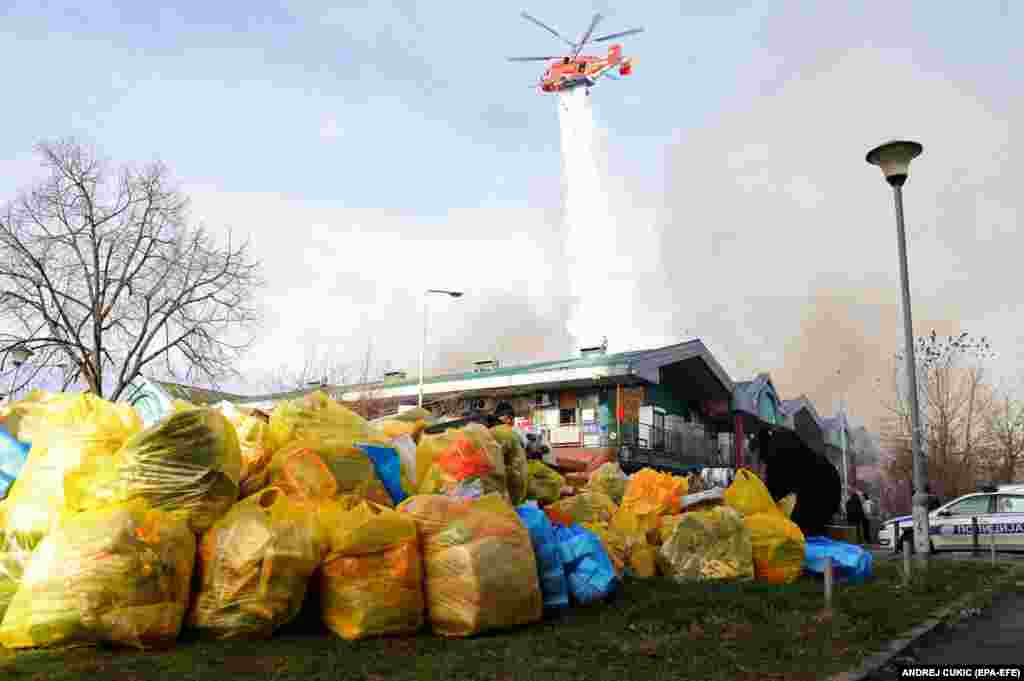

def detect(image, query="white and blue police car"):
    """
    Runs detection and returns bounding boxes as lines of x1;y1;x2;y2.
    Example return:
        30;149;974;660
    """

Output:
879;484;1024;553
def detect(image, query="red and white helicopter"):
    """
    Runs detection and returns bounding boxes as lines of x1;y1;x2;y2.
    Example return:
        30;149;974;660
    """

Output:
508;11;643;94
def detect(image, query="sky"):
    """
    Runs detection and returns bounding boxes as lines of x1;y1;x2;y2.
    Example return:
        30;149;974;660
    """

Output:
1;1;1020;432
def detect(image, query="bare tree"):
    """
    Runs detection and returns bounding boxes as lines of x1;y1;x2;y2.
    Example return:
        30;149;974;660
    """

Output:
259;346;353;393
982;391;1024;484
880;330;996;500
0;139;263;400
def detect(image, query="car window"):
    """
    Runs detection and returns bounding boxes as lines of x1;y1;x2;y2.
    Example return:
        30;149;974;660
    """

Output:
996;495;1024;513
944;495;992;516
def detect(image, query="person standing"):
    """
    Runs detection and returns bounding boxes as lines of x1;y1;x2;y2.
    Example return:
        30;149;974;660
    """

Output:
862;493;876;543
845;490;869;545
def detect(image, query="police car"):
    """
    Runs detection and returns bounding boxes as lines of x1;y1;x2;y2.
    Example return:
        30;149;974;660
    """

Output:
879;484;1024;553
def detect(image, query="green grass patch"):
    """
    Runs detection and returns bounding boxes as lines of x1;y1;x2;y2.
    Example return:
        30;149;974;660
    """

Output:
0;560;1019;681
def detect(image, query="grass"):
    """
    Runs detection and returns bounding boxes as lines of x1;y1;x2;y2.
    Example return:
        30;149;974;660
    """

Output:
0;560;1020;681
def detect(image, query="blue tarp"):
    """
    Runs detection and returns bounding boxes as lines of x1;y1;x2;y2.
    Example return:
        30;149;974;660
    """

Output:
516;502;569;610
553;524;619;605
355;443;408;505
803;535;874;584
0;426;30;500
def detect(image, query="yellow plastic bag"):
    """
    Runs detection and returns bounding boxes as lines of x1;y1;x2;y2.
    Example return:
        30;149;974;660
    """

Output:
417;424;507;500
0;394;143;541
318;498;423;641
546;492;617;527
64;407;241;534
723;469;777;517
628;542;659;578
744;512;806;584
778;493;797;519
397;493;542;637
489;425;529;505
268;438;393;507
586;462;628;505
657;514;685;545
0;530;37;623
268;391;370;453
188;487;324;639
526;460;564;505
220;403;275;499
657;506;754;582
621;468;688;516
0;500;195;650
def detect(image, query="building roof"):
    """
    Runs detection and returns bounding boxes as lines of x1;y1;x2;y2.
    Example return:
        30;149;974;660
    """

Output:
148;379;254;406
731;372;782;424
779;395;824;428
339;339;735;402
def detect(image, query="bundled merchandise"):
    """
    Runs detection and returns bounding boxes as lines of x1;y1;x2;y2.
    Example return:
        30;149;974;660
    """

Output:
723;471;806;584
268;438;393;507
219;402;275;498
657;506;754;582
545;491;617;527
489;425;529;505
188;488;325;639
586;462;628;505
416;424;507;500
268;391;372;453
612;468;689;543
1;394;143;541
579;521;627;576
552;524;619;605
803;536;873;584
319;497;424;640
64;407;242;534
0;500;196;650
0;531;33;623
526;460;564;505
514;503;569;610
398;493;542;637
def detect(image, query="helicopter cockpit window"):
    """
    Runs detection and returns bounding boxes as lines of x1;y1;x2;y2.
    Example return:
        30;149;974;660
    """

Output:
563;57;570;65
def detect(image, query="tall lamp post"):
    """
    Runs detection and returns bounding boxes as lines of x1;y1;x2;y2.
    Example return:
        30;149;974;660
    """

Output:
866;139;929;558
2;345;34;403
418;289;463;408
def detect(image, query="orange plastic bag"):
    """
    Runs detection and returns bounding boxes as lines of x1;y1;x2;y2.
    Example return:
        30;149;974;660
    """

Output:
417;424;506;500
268;438;392;507
620;468;688;516
745;511;806;584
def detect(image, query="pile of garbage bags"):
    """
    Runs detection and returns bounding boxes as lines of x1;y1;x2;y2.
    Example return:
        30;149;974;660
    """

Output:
0;387;867;652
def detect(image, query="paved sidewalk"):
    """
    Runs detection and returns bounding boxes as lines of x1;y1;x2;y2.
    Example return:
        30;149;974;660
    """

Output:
864;589;1024;679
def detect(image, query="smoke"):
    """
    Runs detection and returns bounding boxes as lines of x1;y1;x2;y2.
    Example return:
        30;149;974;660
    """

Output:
557;86;678;353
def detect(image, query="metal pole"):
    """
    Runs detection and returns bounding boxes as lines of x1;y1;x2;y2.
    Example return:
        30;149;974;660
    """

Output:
972;517;980;556
902;537;912;586
418;295;428;409
990;522;996;564
841;400;849;511
893;183;930;559
824;557;833;610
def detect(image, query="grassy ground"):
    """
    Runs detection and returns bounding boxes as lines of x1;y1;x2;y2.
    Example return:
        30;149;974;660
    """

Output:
0;560;1019;681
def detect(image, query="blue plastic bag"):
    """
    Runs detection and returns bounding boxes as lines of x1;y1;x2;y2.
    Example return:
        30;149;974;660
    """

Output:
803;536;873;584
516;502;569;610
553;524;619;605
0;426;30;500
355;443;407;505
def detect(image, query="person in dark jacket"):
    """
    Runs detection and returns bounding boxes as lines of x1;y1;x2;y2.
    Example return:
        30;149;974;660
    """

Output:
845;490;870;545
925;484;942;511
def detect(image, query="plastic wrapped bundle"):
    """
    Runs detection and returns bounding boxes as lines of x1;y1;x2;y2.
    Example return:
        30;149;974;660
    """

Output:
745;512;807;584
417;424;507;500
526;461;564;505
657;506;754;582
515;503;569;611
220;403;274;499
489;425;529;505
546;491;617;528
803;536;873;584
586;462;628;505
0;530;36;623
372;408;433;444
64;407;241;534
0;390;73;444
553;524;619;605
0;427;30;501
318;498;423;640
621;468;688;516
658;514;684;545
580;521;626;576
353;442;408;506
0;395;143;541
627;542;658;578
268;391;371;453
397;494;542;637
723;469;777;517
0;500;196;650
777;493;797;518
268;438;393;507
188;488;324;639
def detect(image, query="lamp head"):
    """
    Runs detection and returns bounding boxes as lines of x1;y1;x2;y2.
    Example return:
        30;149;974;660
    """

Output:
10;347;32;367
866;140;923;187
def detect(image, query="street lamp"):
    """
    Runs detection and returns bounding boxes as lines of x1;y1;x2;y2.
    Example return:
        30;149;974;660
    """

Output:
2;345;34;403
866;139;928;558
418;289;463;408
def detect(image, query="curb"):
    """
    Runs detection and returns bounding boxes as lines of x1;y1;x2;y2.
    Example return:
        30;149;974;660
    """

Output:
826;568;1020;681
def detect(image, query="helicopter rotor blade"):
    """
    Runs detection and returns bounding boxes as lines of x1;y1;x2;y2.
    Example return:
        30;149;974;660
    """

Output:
520;11;577;49
572;13;604;59
507;56;561;62
593;27;644;42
